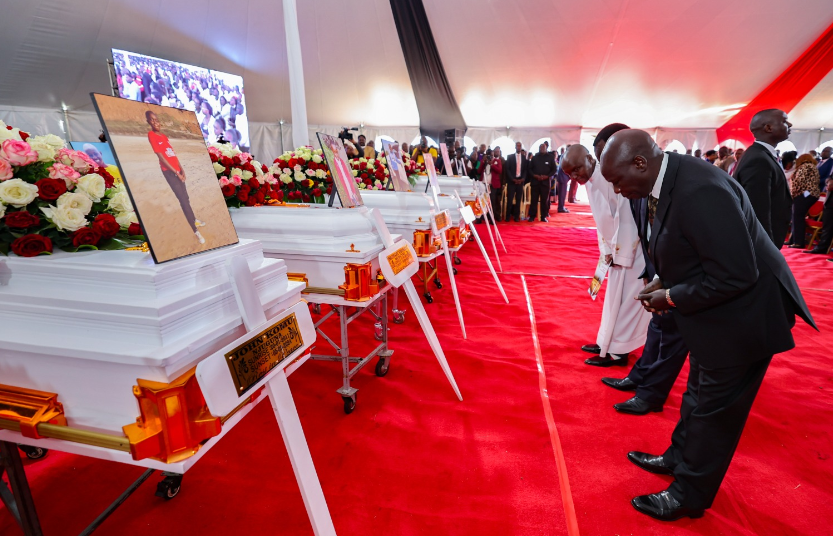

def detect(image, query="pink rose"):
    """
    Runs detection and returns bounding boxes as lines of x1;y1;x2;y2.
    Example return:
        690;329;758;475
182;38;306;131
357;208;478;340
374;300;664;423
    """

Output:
55;148;96;174
231;175;243;186
48;163;81;186
238;152;253;163
0;140;38;167
0;158;12;181
218;176;230;186
207;146;223;159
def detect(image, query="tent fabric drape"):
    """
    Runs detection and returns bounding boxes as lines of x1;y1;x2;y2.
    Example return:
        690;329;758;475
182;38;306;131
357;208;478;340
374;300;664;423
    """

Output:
717;20;833;146
283;0;309;149
388;0;466;139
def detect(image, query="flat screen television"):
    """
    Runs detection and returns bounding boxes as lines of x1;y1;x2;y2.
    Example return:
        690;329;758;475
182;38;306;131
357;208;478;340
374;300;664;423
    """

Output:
111;49;249;152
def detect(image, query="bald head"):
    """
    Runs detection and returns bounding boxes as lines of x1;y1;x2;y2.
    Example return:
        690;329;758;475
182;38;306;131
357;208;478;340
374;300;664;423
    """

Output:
599;129;664;199
749;109;791;145
560;144;595;184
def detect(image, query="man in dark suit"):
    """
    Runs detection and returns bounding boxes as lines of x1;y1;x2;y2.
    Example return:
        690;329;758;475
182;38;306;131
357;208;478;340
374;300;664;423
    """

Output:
732;109;792;247
504;141;528;222
601;129;815;522
588;123;690;416
528;144;557;222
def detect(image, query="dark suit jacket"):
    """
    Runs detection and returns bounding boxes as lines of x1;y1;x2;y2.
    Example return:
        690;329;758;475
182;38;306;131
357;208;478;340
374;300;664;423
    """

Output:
651;153;815;368
503;153;529;183
732;142;791;247
630;197;656;280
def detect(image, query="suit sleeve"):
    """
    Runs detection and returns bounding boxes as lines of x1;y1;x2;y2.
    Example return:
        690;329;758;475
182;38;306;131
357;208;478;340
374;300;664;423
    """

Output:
736;159;774;241
669;184;759;315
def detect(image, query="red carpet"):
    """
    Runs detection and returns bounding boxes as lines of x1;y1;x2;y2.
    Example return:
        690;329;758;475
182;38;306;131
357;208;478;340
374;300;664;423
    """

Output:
2;201;831;535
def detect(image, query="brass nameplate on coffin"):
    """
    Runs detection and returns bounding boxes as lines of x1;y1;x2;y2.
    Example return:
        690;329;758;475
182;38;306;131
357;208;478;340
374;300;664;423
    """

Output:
224;313;304;396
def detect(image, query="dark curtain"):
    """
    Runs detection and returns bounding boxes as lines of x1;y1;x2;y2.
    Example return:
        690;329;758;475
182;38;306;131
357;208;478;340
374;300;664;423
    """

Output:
389;0;466;140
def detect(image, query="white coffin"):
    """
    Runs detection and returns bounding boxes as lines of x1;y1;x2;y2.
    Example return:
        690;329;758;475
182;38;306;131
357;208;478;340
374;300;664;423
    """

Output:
230;205;397;292
360;190;467;247
0;239;304;437
414;175;482;203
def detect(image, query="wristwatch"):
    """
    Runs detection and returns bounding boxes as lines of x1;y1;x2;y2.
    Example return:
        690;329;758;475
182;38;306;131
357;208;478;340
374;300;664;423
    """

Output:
665;288;676;308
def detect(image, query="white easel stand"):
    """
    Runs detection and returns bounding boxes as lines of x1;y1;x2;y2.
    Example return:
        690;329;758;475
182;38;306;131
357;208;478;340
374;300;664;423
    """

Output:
455;191;508;304
438;231;467;339
226;256;337;536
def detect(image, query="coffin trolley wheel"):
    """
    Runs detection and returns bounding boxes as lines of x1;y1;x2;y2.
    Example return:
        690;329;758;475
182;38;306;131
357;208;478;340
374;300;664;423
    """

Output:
392;310;406;324
375;357;390;377
18;445;47;460
374;321;385;341
342;395;357;414
434;278;443;289
311;303;322;315
454;256;462;265
155;473;183;500
424;292;433;304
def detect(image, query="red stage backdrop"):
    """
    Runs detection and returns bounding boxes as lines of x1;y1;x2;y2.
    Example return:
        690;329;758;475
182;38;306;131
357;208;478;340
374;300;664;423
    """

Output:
717;20;833;146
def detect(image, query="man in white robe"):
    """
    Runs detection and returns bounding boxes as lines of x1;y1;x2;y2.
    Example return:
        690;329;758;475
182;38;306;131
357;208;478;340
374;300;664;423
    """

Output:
561;144;650;366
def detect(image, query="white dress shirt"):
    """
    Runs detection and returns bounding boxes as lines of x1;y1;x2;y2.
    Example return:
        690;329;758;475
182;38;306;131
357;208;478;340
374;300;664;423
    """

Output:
647;152;670;244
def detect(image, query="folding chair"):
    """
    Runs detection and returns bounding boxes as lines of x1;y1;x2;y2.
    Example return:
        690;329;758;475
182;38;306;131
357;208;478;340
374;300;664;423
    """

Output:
804;198;825;250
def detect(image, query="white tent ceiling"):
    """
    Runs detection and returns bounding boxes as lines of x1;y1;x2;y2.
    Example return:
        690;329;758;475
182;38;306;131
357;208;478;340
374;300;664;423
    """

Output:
1;0;832;137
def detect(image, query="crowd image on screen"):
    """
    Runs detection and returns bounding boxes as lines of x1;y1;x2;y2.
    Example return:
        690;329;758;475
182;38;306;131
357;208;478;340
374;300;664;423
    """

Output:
112;50;249;152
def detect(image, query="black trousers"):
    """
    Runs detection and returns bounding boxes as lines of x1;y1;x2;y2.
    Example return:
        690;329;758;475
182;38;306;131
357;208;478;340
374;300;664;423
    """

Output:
490;186;503;222
662;354;772;510
163;169;197;232
506;180;524;220
529;179;550;220
626;311;689;405
555;175;569;211
817;193;833;249
791;194;818;246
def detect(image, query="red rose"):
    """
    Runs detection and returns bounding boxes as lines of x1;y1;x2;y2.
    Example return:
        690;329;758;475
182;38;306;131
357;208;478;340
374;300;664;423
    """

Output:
325;176;333;184
97;168;115;188
248;178;260;188
128;222;142;236
360;173;368;179
287;182;295;190
35;177;67;201
92;213;120;239
221;183;236;197
11;234;52;257
19;131;30;141
221;156;233;167
275;190;284;202
71;227;102;247
261;164;268;173
364;178;373;186
302;194;311;202
326;187;332;195
210;152;219;163
255;191;265;203
312;188;322;197
243;163;255;173
245;196;257;206
237;190;249;202
4;211;40;229
232;155;242;165
273;157;281;164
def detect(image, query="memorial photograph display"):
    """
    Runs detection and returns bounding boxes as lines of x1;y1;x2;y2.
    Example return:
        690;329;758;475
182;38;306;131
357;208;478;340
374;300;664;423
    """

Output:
381;139;410;192
111;49;250;151
69;141;122;182
317;132;363;208
91;93;238;263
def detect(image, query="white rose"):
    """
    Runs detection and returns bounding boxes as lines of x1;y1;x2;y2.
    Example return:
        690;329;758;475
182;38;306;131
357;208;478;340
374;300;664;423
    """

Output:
40;205;87;231
293;164;302;172
351;170;358;177
315;169;325;178
0;127;22;142
36;134;65;151
0;203;5;219
107;190;133;214
242;170;253;180
305;169;315;176
76;173;106;202
27;138;58;162
213;162;225;174
56;192;93;215
0;178;38;207
230;167;243;177
115;210;138;228
280;174;292;184
293;171;305;182
252;160;263;176
312;155;323;164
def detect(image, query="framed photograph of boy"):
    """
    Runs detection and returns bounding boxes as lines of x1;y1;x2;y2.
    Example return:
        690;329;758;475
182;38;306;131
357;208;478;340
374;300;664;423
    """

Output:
317;133;363;208
90;93;238;263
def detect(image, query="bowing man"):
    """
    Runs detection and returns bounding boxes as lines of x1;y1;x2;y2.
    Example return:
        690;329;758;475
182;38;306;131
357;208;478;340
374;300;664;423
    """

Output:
561;144;650;367
601;129;816;522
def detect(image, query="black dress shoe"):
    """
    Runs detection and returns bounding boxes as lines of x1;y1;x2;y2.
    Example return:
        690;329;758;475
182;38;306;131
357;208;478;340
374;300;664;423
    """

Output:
581;344;601;354
615;396;662;415
513;217;520;222
805;247;828;254
541;217;549;222
601;377;637;391
632;491;704;521
558;208;570;213
788;244;805;248
627;451;674;475
584;354;628;367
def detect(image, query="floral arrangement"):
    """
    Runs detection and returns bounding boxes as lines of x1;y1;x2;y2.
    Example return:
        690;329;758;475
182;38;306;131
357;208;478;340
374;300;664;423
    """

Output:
208;144;280;207
402;153;425;185
272;147;332;204
0;121;143;257
349;156;391;190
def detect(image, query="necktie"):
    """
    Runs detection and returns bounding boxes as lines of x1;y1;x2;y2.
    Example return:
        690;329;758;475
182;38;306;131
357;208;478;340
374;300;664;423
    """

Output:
516;154;521;177
647;195;658;228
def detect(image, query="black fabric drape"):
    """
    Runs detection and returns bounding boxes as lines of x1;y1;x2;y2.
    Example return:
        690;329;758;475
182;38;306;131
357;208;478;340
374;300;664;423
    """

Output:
389;0;466;139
